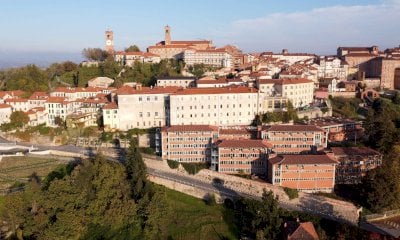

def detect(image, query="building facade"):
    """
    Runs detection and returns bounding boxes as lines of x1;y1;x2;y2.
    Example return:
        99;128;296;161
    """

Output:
268;154;337;193
331;147;383;184
215;139;272;175
160;125;219;162
261;125;327;154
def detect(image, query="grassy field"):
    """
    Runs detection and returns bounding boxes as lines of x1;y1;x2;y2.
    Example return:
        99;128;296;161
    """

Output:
0;156;61;189
163;188;238;240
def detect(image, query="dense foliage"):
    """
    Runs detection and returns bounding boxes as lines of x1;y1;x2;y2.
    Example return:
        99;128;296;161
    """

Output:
330;97;362;118
261;101;298;123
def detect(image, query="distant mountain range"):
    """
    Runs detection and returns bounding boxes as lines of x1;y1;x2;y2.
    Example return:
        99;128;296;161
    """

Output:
0;51;83;69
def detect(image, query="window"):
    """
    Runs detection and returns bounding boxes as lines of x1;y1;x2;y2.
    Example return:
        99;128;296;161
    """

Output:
155;112;158;117
139;112;143;117
147;112;150;117
139;97;142;101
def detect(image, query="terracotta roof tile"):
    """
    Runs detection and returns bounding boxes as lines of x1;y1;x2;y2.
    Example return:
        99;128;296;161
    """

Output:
331;147;381;157
162;125;219;132
269;155;337;165
171;86;257;95
267;125;324;132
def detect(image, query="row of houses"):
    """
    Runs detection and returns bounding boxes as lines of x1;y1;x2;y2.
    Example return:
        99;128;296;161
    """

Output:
157;124;382;193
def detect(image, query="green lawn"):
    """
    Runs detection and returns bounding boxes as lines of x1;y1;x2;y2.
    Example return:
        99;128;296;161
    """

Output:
163;187;238;240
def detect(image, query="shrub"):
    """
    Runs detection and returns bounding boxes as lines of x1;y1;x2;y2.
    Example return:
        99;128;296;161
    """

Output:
140;147;155;155
204;193;217;206
284;187;299;200
181;162;209;175
167;160;180;169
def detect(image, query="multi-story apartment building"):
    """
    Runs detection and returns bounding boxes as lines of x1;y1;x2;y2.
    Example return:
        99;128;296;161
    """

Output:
330;147;383;184
160;125;219;162
261;125;327;154
28;92;49;109
268;154;337;193
169;86;261;126
305;117;363;143
102;102;119;131
50;87;105;101
214;139;272;175
183;48;233;68
4;98;29;112
45;97;72;126
116;85;180;130
274;78;314;108
317;56;349;80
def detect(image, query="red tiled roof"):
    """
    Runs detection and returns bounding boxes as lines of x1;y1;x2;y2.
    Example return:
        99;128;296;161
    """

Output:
171;86;257;95
344;53;376;57
162;125;219;132
285;221;319;240
148;44;191;49
279;78;314;85
0;103;11;109
257;79;278;84
331;147;381;157
5;98;28;103
46;97;67;104
269;155;337;165
219;128;254;135
171;40;211;44
216;139;272;148
267;125;324;132
103;102;118;109
0;90;26;98
116;86;181;95
29;92;49;100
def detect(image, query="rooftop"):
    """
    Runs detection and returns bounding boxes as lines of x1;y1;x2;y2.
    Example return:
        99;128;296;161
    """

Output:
331;147;381;156
162;125;219;132
269;154;337;165
266;125;324;132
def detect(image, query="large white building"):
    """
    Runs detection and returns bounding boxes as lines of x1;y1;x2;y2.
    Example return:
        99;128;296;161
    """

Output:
317;56;349;80
0;104;12;125
183;49;233;68
115;85;180;130
169;86;260;126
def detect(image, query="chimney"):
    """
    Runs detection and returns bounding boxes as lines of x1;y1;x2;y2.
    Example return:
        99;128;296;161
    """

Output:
136;83;142;91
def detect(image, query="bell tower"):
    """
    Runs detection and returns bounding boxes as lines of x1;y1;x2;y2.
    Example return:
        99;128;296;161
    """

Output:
165;25;171;45
105;30;114;53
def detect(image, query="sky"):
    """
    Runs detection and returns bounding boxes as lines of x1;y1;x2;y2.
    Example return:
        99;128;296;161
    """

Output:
0;0;399;67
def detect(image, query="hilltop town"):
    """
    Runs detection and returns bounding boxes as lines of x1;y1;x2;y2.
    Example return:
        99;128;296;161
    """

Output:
1;26;400;239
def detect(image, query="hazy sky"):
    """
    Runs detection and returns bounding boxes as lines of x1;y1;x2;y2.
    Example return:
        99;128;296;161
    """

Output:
0;0;399;58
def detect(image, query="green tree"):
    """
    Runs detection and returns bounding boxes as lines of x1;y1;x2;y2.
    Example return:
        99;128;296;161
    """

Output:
125;138;153;202
9;111;29;128
234;190;282;239
82;48;109;61
3;64;49;93
125;44;141;52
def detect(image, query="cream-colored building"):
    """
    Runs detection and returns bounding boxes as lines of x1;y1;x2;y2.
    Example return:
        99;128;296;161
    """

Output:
88;77;114;88
183;49;233;68
274;78;314;108
317;56;349;80
102;102;119;131
0;104;12;125
114;51;161;66
169;86;261;126
116;85;180;130
156;77;196;88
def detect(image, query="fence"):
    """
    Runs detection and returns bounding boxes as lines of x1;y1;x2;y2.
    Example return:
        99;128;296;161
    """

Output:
364;209;400;221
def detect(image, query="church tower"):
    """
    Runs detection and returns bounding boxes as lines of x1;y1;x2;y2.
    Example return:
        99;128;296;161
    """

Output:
105;30;114;53
165;25;171;45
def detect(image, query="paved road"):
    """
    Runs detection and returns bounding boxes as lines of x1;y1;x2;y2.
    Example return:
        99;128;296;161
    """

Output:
2;139;356;225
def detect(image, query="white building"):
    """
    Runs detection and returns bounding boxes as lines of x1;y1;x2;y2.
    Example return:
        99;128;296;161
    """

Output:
103;102;119;131
317;56;349;80
183;49;233;68
45;97;72;126
88;77;114;88
169;86;260;126
116;85;180;130
0;104;12;125
156;77;196;88
114;51;161;66
274;78;314;108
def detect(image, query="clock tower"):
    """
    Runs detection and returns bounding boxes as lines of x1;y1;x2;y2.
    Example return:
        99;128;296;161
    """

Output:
105;30;114;53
